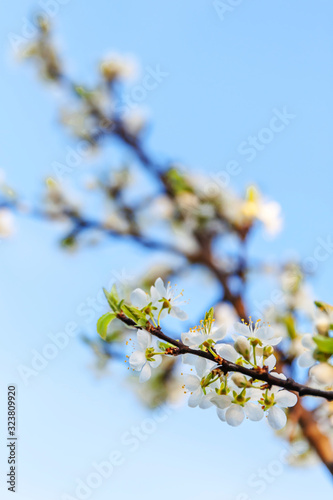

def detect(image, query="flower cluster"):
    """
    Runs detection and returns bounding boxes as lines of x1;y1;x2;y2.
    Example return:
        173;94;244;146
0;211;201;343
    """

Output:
181;318;297;430
95;279;316;431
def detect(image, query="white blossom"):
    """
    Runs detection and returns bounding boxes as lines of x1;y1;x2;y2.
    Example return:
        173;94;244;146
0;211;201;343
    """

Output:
152;277;188;321
234;319;282;346
129;330;162;382
130;287;154;310
298;334;317;368
184;363;218;408
211;389;264;426
258;374;298;430
181;321;226;349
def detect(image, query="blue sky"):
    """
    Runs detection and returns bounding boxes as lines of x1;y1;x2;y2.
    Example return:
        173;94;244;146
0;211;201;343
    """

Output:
1;1;333;499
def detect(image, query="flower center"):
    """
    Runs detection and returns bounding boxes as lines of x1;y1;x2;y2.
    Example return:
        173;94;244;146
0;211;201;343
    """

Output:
145;347;156;362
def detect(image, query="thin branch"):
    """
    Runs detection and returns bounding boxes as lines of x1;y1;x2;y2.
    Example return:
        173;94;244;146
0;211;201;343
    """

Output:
117;312;333;401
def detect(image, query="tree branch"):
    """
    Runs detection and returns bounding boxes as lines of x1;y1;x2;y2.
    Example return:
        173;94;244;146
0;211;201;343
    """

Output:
116;312;333;401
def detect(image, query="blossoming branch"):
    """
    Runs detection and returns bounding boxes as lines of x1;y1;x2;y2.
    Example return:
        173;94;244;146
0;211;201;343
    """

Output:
97;278;333;430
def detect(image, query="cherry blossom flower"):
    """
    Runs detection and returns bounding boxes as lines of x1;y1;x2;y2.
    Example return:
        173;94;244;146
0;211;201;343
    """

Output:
129;330;162;383
298;334;317;368
184;362;218;408
234;319;282;346
181;321;226;349
258;374;298;430
130;288;152;308
211;388;264;426
152;277;188;321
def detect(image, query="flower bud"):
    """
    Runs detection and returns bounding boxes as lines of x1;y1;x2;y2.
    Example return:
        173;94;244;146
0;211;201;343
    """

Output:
231;373;250;388
310;363;333;385
234;336;251;361
263;345;274;357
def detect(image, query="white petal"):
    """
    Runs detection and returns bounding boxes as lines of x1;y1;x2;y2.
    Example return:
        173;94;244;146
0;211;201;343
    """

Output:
181;331;193;345
211;325;227;341
130;289;148;309
197;360;213;378
215;344;239;363
275;390;297;408
150;285;160;303
170;306;188;321
298;351;314;368
188;389;202;407
185;375;200;391
154;277;167;297
149;355;162;368
256;325;273;341
267;336;282;346
265;354;276;371
188;333;206;346
302;333;315;350
182;352;196;364
199;394;214;409
267;405;287;430
137;330;151;350
139;363;151;383
182;355;207;375
210;394;232;409
225;404;245;426
129;351;146;370
245;403;264;421
234;322;251;337
216;408;226;422
248;388;262;401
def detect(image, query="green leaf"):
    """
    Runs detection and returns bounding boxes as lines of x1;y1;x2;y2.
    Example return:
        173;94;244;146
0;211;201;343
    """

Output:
313;335;333;354
103;284;121;312
122;304;148;327
204;307;214;323
158;341;170;351
97;312;117;340
314;301;333;315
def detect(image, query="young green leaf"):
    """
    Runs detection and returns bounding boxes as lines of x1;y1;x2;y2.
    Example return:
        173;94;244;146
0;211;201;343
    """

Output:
204;307;214;323
103;284;121;312
313;335;333;355
122;304;148;327
97;312;117;340
314;301;333;315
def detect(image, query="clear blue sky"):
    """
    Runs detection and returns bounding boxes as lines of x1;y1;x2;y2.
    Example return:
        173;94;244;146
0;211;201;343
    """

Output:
1;1;333;499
